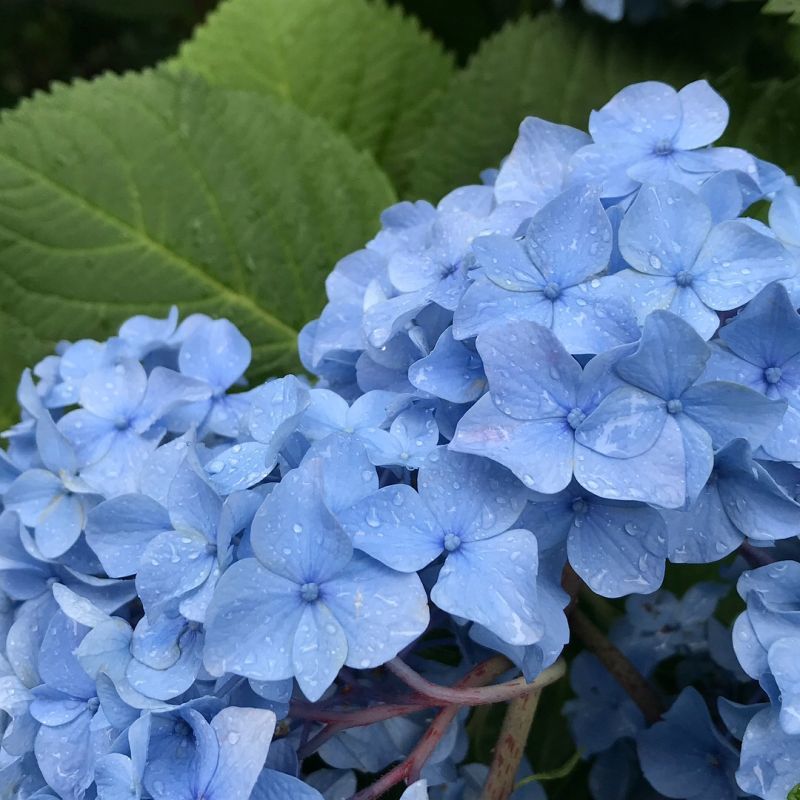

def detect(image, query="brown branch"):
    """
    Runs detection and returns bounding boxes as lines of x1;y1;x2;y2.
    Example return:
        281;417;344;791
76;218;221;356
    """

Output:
479;688;542;800
570;606;664;724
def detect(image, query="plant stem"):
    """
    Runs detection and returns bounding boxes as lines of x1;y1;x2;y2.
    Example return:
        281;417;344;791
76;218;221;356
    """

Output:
386;657;566;706
569;606;663;724
350;657;530;800
479;688;542;800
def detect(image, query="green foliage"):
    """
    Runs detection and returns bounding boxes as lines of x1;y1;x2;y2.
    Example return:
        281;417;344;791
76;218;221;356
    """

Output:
405;9;772;200
763;0;800;23
0;71;394;426
174;0;454;189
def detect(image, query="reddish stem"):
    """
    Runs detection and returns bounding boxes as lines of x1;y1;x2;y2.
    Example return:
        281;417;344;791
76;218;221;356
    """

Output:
349;658;566;800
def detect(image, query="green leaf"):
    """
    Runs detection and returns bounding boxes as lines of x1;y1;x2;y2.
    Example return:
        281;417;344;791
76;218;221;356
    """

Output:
173;0;454;190
762;0;800;23
405;10;762;201
719;72;800;178
0;71;395;428
788;783;800;800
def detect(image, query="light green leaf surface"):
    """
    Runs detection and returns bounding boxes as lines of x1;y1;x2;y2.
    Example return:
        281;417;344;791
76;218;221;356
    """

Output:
0;71;395;426
174;0;454;189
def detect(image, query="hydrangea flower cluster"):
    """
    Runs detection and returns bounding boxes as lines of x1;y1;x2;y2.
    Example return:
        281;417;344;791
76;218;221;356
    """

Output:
2;78;800;799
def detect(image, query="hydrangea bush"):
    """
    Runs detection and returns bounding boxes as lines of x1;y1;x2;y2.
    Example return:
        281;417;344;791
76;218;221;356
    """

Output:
3;77;800;800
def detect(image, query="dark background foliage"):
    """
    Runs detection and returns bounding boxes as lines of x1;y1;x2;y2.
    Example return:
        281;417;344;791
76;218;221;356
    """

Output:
5;0;793;111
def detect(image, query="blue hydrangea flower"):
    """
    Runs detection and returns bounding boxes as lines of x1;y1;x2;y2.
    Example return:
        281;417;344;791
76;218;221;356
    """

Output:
143;705;276;800
602;182;792;339
770;184;800;302
736;707;800;800
203;438;429;700
610;583;728;672
205;375;310;494
704;282;800;463
451;319;688;507
492;117;590;212
733;561;800;729
407;327;487;405
610;311;786;503
166;318;253;438
523;481;667;597
339;447;543;645
455;185;638;353
4;412;100;559
663;438;800;564
58;360;210;496
361;406;439;469
563;652;646;755
637;687;740;800
568;81;762;199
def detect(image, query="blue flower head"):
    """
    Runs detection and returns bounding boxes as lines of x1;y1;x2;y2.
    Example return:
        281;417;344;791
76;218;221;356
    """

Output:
569;81;766;200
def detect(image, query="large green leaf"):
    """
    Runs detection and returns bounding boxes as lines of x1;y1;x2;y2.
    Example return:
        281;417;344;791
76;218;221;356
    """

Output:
405;10;762;201
174;0;454;190
720;72;800;178
0;71;394;426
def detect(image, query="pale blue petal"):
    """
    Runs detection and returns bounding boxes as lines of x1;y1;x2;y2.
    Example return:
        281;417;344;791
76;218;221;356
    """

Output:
206;442;275;494
575;386;666;458
588;81;681;148
34;708;95;800
453;276;553;342
524;185;612;286
292;603;347;701
252;769;325;800
575;416;687;508
619;182;711;275
247;375;310;447
615;310;709;398
250;464;352;584
737;707;800;800
681;381;785;448
451;395;574;494
432;529;542;646
409;328;486;403
206;707;276;800
79;360;147;421
85;494;171;578
693;221;792;310
767;637;800;735
136;530;214;620
179;319;251;392
477;322;580;418
324;553;429;669
203;559;304;681
338;484;444;572
674;80;729;150
567;502;666;597
167;462;222;541
494;117;590;206
720;281;800;367
419;447;527;540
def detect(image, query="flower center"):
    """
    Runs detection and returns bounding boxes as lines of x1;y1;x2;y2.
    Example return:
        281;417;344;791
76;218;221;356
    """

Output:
765;366;783;385
543;282;561;301
654;138;674;155
567;408;586;430
572;498;589;516
443;533;462;552
300;582;320;603
666;398;683;414
674;270;693;287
